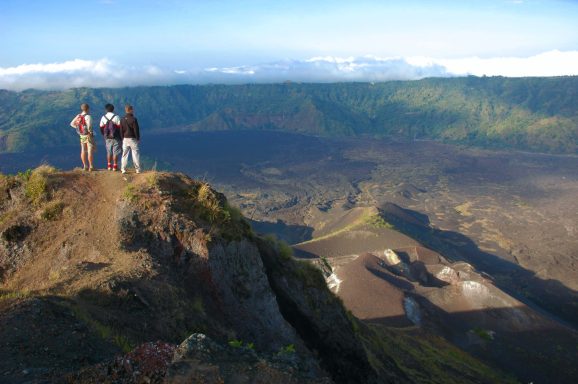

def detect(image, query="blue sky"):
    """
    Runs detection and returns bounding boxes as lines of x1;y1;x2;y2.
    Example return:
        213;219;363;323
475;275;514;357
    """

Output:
1;0;578;89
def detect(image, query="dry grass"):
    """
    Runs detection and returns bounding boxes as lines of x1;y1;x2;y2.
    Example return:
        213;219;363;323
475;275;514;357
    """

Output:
25;165;57;205
41;200;65;221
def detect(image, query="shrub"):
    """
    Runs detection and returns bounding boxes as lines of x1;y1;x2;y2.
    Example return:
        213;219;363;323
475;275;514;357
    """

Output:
228;339;243;348
41;201;65;221
366;214;394;229
123;184;138;202
264;235;293;260
278;344;296;354
24;165;56;205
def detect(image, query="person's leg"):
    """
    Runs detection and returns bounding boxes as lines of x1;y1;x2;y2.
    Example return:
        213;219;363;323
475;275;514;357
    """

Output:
87;140;95;170
131;140;141;173
80;142;87;170
105;139;111;170
121;139;130;173
112;139;121;171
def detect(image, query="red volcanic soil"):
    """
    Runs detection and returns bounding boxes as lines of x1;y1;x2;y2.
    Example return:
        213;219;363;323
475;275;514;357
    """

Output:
335;253;412;327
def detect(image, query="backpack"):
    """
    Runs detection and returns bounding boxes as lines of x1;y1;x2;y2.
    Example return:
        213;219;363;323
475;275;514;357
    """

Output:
103;115;118;139
77;114;88;135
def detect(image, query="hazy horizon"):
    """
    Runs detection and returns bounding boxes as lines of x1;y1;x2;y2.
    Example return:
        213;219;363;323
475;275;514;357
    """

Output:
1;0;578;90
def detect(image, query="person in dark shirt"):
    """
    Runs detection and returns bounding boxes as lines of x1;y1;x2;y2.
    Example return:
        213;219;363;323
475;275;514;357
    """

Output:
120;104;141;174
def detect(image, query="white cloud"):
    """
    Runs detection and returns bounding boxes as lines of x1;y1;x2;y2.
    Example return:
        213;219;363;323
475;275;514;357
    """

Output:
1;51;578;91
435;50;578;77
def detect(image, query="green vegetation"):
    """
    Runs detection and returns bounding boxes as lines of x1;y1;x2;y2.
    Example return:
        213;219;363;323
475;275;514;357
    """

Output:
122;184;138;202
278;344;296;354
0;290;30;301
366;214;394;229
471;327;494;341
41;200;65;221
145;172;159;189
361;325;519;384
69;303;134;353
228;339;243;348
265;235;294;260
227;339;255;350
154;174;251;241
292;260;327;289
1;77;578;154
25;165;56;205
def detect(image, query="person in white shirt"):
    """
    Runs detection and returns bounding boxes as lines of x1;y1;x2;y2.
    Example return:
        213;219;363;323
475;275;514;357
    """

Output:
70;103;95;171
99;104;122;171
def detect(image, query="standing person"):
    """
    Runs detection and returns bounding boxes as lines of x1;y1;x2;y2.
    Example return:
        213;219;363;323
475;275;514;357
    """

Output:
120;104;141;174
70;103;95;171
99;104;122;171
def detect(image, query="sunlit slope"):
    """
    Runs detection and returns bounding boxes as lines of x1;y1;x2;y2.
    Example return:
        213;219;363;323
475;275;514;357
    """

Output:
1;76;578;153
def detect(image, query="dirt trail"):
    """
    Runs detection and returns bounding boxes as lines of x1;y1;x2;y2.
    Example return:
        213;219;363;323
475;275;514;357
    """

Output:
5;170;143;294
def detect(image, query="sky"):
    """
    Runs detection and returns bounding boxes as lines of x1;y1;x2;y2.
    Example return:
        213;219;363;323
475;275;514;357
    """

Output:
1;0;578;90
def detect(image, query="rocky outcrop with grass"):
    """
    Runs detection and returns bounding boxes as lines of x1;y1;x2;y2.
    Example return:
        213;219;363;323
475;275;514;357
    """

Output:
0;168;394;384
0;167;530;384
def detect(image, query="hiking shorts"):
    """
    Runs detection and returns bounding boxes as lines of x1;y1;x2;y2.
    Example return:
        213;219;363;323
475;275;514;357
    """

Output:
79;134;96;155
105;138;122;157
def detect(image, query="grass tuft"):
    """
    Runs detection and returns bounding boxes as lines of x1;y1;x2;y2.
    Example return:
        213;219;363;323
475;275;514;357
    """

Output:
122;184;138;202
41;200;65;221
24;165;56;205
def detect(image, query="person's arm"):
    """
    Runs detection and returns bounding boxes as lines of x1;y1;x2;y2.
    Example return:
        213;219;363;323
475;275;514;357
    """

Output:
134;118;140;141
70;114;80;128
99;116;105;136
113;115;121;128
82;115;92;134
120;118;125;139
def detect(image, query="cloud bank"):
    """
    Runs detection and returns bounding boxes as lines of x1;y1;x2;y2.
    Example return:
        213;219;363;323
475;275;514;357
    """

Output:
1;51;578;91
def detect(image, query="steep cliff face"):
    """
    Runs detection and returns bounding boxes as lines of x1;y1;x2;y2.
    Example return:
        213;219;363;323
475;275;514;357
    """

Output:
0;167;524;384
0;168;387;383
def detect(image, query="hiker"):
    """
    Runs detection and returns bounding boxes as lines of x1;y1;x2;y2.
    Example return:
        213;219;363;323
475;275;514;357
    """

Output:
70;103;95;171
120;104;141;174
99;104;122;171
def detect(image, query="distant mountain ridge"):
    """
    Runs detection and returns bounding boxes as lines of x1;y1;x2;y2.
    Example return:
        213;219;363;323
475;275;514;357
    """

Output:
1;76;577;153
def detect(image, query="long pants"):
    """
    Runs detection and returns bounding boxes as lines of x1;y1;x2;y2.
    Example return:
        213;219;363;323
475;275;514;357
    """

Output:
121;138;141;172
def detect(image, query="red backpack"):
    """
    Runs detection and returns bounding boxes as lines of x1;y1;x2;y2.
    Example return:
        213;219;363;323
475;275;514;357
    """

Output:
77;114;88;135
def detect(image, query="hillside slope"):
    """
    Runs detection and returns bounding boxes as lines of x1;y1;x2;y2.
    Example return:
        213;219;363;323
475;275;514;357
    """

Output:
0;167;517;383
1;76;578;154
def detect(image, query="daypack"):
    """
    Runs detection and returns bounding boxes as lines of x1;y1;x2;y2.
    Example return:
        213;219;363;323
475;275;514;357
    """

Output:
103;115;118;139
77;114;88;135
